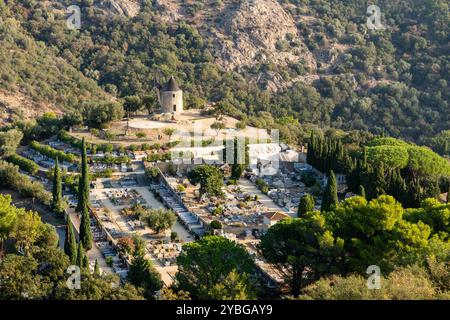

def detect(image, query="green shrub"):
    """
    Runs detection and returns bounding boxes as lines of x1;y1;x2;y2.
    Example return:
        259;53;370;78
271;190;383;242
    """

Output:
0;160;51;204
210;220;222;229
30;141;78;163
145;167;160;180
6;153;39;175
105;256;113;267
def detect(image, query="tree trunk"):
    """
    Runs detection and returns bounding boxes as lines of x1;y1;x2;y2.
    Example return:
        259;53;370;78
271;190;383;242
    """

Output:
292;268;301;298
125;112;130;136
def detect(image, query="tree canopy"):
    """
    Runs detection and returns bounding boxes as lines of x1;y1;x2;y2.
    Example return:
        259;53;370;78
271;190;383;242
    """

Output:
260;211;344;297
262;193;450;297
140;208;176;234
176;236;256;299
188;165;224;198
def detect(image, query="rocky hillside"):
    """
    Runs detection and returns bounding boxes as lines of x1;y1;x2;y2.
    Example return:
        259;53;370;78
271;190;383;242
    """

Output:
158;0;315;69
153;0;317;90
81;0;318;90
96;0;141;17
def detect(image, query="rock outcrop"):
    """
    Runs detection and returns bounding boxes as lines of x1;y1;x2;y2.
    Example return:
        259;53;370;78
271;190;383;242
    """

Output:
98;0;141;17
153;0;317;91
214;0;315;72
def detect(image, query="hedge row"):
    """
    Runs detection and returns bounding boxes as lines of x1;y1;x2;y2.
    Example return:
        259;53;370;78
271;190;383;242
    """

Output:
6;153;40;175
30;141;78;163
59;130;180;153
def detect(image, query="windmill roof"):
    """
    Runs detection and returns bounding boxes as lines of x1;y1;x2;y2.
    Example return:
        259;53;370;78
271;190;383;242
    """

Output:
163;76;180;91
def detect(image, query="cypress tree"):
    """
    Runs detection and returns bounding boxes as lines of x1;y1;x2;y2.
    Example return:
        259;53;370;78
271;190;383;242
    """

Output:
128;237;163;298
79;206;93;250
83;255;90;271
76;242;85;268
346;159;361;193
320;137;326;173
405;178;422;208
76;137;89;212
414;179;423;207
307;131;314;165
388;168;407;204
323;139;330;174
94;259;100;276
231;137;245;180
321;170;338;212
231;164;244;180
424;178;440;200
358;185;366;199
362;147;367;168
337;139;344;161
298;194;315;217
64;223;78;265
51;157;64;215
344;154;353;172
76;176;84;211
373;163;386;198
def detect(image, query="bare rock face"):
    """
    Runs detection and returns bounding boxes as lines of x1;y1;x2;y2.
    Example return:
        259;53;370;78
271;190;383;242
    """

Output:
98;0;141;17
152;0;317;90
214;0;315;72
153;0;183;22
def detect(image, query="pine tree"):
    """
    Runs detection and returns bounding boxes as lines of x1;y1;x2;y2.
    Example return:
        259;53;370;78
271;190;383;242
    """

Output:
358;185;366;199
79;206;93;250
76;137;89;212
298;194;315;217
51;157;64;215
76;242;85;268
321;170;338;212
94;259;101;276
373;163;386;198
64;223;77;264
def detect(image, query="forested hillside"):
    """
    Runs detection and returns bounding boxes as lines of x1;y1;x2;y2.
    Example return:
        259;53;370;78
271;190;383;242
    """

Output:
0;1;112;124
0;0;448;155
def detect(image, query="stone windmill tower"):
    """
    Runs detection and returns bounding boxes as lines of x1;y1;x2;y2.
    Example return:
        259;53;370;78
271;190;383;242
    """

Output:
155;76;183;114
